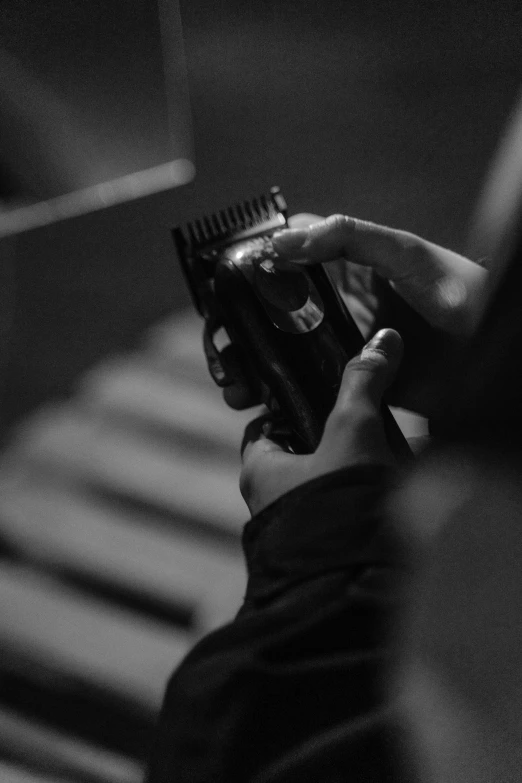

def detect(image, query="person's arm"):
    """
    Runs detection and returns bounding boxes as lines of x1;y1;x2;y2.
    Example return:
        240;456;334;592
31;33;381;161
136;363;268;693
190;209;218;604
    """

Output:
147;331;410;783
147;468;405;783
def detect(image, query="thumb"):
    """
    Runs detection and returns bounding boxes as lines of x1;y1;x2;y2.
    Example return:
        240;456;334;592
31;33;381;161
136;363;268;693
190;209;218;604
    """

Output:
336;328;403;413
318;328;404;468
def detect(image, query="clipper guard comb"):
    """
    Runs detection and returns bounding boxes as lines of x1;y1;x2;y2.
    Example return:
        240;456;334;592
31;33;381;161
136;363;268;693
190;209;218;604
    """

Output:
173;187;411;459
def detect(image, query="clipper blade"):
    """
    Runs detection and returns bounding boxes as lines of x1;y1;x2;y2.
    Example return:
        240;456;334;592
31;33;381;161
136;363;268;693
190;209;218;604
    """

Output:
176;186;288;254
173;186;288;316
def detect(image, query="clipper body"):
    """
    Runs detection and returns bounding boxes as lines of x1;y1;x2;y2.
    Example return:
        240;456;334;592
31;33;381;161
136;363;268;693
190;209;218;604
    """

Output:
173;187;410;457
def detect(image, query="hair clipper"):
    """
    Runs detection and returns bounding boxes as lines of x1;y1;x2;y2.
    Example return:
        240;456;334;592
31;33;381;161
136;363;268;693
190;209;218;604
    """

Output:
173;187;411;459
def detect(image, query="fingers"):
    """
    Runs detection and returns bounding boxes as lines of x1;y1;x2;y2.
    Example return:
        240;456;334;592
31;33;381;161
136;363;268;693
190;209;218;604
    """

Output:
221;344;261;410
287;212;323;230
273;215;487;333
240;414;296;514
273;215;440;280
239;330;404;513
336;328;403;412
320;328;404;466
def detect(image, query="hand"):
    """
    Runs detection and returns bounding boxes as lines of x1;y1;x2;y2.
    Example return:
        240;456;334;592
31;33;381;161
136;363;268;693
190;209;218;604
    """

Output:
240;328;403;516
272;215;488;336
269;214;490;416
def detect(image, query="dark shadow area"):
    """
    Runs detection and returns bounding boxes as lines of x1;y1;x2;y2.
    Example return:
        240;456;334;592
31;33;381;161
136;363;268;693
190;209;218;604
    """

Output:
0;0;520;434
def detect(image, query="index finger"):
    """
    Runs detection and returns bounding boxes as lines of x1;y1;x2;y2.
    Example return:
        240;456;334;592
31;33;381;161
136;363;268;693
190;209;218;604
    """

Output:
273;214;448;283
272;215;487;333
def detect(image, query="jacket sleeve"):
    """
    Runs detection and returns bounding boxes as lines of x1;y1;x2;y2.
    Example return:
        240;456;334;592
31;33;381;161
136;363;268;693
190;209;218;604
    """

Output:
146;464;411;783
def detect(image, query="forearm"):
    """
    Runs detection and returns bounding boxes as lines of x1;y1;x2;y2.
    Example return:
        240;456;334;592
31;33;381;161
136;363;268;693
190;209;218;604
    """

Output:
147;465;405;783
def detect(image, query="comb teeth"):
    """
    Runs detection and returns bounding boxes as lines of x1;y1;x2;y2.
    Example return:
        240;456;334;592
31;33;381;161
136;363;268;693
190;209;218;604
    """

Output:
219;209;230;230
181;187;287;251
195;219;206;243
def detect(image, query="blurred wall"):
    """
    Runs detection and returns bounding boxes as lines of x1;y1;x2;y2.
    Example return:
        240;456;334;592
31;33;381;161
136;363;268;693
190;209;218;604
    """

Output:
0;0;520;433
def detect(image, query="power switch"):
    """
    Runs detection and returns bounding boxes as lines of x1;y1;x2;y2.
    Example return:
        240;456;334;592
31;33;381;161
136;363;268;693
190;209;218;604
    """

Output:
254;259;309;312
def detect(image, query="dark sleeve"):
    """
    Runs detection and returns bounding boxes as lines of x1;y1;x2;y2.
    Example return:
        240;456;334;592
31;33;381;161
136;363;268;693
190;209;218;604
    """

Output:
146;464;410;783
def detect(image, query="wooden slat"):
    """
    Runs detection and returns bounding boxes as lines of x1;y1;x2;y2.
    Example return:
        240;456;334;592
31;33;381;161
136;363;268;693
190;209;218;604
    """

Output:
0;760;75;783
0;564;190;711
0;468;246;632
143;310;210;384
0;709;143;783
0;307;252;782
77;358;253;456
0;644;153;762
10;405;248;533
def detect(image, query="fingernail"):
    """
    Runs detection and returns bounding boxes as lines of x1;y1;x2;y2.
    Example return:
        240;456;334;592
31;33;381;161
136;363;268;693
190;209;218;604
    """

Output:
272;228;308;253
363;328;402;357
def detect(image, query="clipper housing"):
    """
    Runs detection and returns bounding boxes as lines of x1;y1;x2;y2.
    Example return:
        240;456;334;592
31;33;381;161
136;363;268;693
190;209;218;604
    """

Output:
173;187;411;458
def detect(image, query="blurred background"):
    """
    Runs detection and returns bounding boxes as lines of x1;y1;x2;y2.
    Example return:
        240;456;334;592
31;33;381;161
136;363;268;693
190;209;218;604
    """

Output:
0;0;520;781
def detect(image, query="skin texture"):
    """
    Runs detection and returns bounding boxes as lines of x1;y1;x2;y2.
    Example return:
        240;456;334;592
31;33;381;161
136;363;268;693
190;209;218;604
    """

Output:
241;327;402;515
272;215;487;335
239;213;487;514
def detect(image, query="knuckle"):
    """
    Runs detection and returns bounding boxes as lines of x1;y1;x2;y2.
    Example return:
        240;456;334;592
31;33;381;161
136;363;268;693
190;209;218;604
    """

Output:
328;397;376;430
351;353;387;373
324;213;353;233
402;240;425;271
341;355;388;393
395;231;434;280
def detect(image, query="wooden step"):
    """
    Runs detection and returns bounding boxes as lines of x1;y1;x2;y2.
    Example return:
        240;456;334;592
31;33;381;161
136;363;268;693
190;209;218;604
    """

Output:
0;643;153;762
0;761;73;783
0;307;255;783
76;357;253;458
0;708;143;783
10;405;248;534
142;310;212;385
0;564;190;711
0;763;61;783
0;467;246;632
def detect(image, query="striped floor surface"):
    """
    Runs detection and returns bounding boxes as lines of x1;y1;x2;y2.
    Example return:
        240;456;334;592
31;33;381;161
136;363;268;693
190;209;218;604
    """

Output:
0;310;254;783
0;309;425;783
